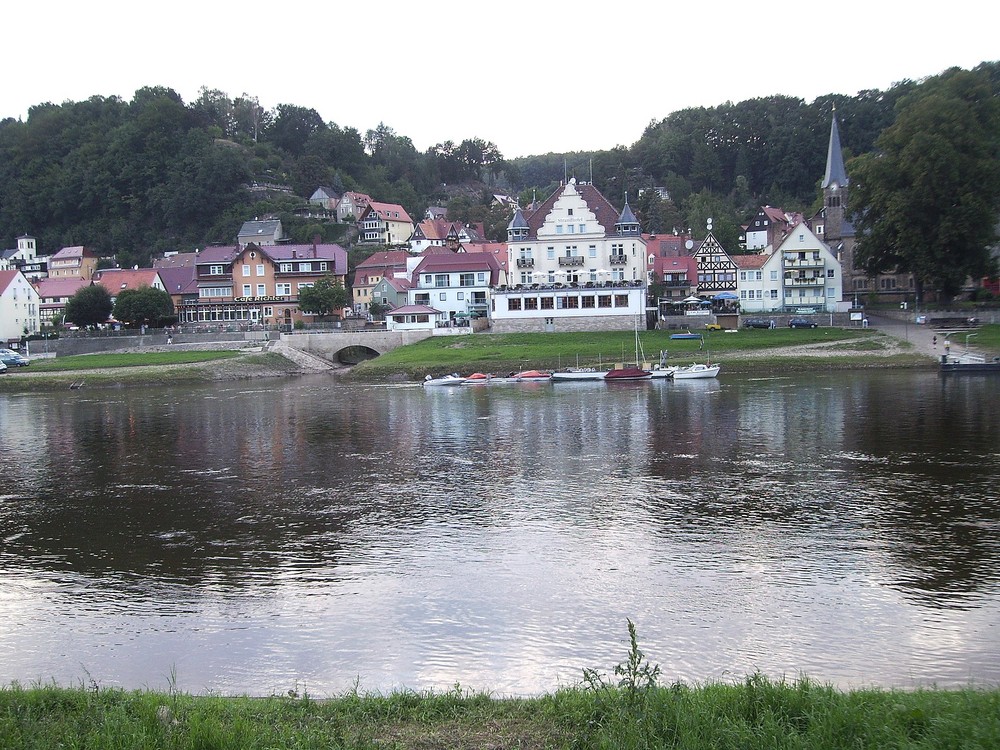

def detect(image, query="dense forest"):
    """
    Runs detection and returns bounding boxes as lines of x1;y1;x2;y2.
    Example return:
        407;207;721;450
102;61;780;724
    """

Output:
0;62;997;271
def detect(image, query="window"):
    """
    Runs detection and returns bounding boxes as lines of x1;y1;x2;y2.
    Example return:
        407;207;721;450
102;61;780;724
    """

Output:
508;298;521;310
279;263;292;273
589;245;597;258
439;292;447;301
477;272;486;283
424;275;433;285
541;297;554;309
740;290;747;299
598;295;612;308
520;272;531;284
579;224;586;233
209;265;225;275
524;297;538;310
242;284;252;296
756;271;763;280
567;224;575;233
556;225;563;234
256;284;266;296
256;264;265;276
457;291;465;300
581;296;595;308
242;264;251;277
770;289;778;299
435;274;448;288
614;295;628;307
547;247;555;260
827;287;836;297
740;271;746;281
459;273;475;286
544;317;554;326
263;306;273;317
770;270;778;281
567;208;574;216
299;263;312;273
827;269;835;278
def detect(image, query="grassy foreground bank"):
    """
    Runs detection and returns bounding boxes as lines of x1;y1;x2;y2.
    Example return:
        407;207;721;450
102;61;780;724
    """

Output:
2;678;997;749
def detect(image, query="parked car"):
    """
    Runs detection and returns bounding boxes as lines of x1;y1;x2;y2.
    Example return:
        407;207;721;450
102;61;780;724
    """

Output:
704;322;722;331
788;317;818;329
0;348;30;367
743;318;771;329
0;361;7;374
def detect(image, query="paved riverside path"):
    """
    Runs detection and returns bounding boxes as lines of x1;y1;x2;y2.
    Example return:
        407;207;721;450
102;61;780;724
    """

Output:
864;313;975;361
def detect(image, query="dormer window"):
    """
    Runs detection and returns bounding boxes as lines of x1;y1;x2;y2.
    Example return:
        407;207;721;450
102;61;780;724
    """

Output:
568;208;574;216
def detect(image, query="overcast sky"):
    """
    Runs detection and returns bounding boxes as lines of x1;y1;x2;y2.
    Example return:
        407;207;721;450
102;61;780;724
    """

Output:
6;1;997;159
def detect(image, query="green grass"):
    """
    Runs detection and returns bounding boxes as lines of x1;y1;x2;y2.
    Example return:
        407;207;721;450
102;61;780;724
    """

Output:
27;350;242;372
351;327;889;380
1;679;995;749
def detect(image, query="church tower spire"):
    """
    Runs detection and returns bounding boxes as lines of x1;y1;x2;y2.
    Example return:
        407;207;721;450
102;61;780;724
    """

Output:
822;106;849;241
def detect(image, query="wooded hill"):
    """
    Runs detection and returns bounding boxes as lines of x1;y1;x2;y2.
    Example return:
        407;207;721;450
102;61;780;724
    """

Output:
1;62;997;269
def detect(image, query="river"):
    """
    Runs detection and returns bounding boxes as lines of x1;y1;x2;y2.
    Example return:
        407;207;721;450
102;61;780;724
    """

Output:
1;370;998;696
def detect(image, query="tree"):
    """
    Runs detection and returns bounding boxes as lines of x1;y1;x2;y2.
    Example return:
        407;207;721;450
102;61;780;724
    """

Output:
113;286;176;327
849;67;1000;302
368;300;387;319
298;276;349;318
64;284;113;327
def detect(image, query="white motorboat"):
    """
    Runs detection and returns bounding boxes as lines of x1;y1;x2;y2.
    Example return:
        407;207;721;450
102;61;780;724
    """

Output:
423;373;466;386
551;367;607;382
672;363;721;379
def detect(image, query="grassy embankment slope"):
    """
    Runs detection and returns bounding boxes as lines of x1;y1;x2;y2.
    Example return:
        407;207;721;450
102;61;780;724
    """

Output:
349;326;937;381
0;350;299;391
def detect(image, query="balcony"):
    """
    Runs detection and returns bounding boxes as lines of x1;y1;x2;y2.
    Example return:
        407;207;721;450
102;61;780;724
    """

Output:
783;256;824;268
609;254;628;265
785;276;824;286
516;258;535;269
558;256;585;267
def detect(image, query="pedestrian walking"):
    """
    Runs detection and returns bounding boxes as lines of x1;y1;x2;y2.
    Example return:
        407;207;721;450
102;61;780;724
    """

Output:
933;335;937;347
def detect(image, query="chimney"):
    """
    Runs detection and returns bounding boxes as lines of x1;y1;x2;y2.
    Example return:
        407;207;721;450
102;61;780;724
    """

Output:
292;250;297;259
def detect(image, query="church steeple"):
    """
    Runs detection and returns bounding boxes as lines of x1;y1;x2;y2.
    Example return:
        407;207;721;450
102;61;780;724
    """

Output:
821;107;849;241
822;107;849;190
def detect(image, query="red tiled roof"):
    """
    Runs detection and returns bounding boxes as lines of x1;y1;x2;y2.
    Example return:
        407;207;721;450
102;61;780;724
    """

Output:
92;268;162;291
365;201;413;224
731;254;770;269
33;277;89;300
356;250;410;269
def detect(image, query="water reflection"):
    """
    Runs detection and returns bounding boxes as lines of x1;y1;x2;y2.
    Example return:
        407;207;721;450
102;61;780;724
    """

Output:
0;371;998;695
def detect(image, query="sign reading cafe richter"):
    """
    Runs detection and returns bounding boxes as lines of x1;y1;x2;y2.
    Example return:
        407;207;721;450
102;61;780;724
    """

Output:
233;296;290;303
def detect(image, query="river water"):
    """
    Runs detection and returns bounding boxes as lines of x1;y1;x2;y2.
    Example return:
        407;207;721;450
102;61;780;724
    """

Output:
1;371;998;696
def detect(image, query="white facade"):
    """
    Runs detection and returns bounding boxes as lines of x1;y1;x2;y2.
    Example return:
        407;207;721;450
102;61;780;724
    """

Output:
777;224;844;313
495;179;648;332
737;224;844;313
0;270;42;341
736;256;784;312
409;269;491;321
491;284;646;333
507;180;645;288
